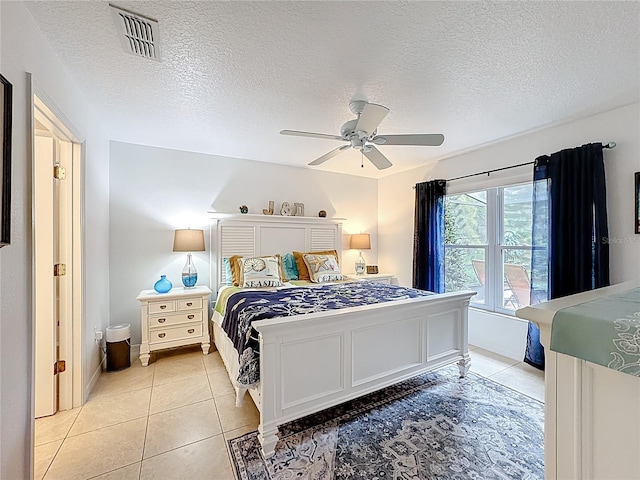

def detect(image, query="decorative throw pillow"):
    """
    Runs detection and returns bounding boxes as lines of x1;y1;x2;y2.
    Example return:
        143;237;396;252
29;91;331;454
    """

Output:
229;255;244;286
293;249;339;281
275;253;289;283
230;254;288;286
282;253;299;280
222;257;233;286
302;254;344;283
238;255;284;288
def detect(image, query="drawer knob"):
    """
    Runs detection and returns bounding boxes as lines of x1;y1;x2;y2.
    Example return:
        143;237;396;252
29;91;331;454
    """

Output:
186;302;193;307
158;333;166;338
158;318;166;323
188;329;195;334
160;305;167;310
187;314;195;320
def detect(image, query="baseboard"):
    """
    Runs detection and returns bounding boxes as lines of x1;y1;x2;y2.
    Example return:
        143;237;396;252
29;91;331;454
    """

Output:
85;355;105;402
130;343;140;363
470;338;524;362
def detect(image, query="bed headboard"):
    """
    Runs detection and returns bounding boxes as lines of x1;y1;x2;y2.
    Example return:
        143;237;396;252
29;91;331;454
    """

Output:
207;212;344;293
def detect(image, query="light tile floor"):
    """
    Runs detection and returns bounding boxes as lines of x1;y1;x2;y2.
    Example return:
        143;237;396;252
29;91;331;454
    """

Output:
35;344;544;479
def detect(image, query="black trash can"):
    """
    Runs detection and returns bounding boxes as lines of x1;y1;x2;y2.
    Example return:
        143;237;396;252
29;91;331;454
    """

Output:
106;324;131;372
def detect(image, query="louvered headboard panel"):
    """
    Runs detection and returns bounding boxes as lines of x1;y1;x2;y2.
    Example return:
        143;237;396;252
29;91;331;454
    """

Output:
310;228;337;251
208;213;344;294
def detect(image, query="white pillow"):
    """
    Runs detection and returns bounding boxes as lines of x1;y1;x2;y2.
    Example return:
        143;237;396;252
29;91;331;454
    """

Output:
238;256;283;288
302;254;344;283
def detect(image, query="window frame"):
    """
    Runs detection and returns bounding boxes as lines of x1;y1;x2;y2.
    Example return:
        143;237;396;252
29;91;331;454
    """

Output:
444;182;533;315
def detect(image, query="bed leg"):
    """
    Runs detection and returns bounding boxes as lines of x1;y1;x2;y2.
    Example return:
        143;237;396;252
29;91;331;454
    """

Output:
258;424;279;459
457;356;471;378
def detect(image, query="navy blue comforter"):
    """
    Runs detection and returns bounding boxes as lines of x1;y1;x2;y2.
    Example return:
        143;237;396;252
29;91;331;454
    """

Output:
221;281;431;386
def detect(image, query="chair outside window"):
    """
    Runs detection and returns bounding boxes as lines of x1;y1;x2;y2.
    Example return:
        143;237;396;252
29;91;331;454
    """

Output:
471;259;486;302
471;260;536;310
503;263;534;309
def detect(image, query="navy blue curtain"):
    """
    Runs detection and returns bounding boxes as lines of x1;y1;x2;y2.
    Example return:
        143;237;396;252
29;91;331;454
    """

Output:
525;143;610;369
413;180;447;293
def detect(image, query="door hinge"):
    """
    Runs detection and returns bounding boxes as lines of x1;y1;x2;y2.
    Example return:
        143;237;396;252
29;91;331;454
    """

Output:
54;360;66;374
53;164;66;180
54;263;67;276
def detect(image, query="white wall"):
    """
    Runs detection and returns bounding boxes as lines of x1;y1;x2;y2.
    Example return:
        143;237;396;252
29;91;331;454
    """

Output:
0;2;110;477
379;103;640;359
109;141;378;345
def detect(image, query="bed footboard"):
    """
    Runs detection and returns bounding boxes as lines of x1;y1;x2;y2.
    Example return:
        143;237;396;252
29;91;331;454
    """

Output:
253;290;474;458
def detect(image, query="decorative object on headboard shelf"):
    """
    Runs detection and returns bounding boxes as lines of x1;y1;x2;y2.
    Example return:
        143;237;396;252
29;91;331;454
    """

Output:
293;203;304;216
318;210;327;217
366;265;379;274
239;205;248;214
263;200;274;215
173;228;206;288
280;202;292;216
351;233;371;275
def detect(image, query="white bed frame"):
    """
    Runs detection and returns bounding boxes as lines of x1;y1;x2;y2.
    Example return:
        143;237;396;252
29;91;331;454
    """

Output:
208;212;475;458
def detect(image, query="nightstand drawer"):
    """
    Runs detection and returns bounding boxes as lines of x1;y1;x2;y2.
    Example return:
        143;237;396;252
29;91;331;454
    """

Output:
368;277;391;284
149;322;203;345
347;273;395;284
149;311;202;328
148;300;176;314
177;298;202;311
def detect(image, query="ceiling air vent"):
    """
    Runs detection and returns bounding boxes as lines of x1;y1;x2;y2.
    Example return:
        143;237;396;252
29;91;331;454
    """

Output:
110;4;161;61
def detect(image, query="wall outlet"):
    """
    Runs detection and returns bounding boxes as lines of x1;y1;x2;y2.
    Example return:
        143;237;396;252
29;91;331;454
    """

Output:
94;327;103;342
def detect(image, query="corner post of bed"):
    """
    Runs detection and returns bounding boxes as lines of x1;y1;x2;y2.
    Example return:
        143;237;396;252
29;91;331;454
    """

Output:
257;331;279;459
209;217;220;295
457;297;472;378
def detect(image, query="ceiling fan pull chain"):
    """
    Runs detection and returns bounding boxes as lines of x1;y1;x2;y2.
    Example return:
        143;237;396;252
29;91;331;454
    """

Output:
361;150;364;168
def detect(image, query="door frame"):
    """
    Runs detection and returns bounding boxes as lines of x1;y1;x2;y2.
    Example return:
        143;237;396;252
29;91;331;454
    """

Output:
30;76;85;410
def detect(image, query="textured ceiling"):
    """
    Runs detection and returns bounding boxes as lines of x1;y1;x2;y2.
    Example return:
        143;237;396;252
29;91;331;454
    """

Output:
26;1;640;178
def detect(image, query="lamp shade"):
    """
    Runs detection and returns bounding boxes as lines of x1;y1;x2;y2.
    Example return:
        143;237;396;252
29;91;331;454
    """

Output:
350;233;371;250
173;229;205;252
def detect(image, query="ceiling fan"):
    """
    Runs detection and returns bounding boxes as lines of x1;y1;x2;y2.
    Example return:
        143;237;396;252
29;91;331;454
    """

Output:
280;100;444;170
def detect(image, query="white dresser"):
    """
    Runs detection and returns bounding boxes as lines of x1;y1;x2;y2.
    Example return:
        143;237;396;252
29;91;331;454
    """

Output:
136;286;211;366
516;282;640;480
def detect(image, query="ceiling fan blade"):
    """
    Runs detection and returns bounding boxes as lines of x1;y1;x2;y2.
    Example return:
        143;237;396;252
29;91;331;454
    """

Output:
363;146;393;170
280;129;345;141
308;145;351;166
354;103;389;135
371;133;445;146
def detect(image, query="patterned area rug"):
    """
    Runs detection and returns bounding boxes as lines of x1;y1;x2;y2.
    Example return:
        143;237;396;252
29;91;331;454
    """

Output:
228;366;544;480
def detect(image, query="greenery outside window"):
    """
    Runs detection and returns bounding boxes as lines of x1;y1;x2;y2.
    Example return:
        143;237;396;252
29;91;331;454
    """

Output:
445;183;534;314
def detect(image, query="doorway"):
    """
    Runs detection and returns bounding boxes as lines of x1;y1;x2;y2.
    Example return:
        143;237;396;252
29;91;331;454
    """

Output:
32;86;84;418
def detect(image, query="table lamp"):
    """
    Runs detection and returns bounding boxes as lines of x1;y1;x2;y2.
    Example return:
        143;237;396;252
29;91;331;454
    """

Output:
173;228;205;288
350;233;371;275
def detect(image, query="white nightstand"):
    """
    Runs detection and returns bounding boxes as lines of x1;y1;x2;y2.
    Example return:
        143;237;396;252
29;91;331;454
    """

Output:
347;273;396;284
136;286;211;366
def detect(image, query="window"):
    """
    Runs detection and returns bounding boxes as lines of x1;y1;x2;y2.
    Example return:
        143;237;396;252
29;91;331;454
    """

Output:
444;183;534;314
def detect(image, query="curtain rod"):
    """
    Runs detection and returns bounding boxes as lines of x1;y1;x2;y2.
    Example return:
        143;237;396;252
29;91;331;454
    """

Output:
413;142;616;187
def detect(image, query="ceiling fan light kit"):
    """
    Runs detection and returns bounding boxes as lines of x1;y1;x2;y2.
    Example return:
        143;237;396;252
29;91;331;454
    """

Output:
280;100;444;170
